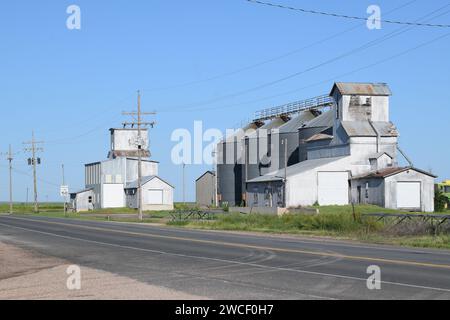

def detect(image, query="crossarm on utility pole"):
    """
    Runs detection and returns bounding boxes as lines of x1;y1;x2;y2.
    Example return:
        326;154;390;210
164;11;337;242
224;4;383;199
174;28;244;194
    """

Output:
122;91;157;221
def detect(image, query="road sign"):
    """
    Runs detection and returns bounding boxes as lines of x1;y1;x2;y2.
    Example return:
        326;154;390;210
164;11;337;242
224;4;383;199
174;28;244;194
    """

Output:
60;185;69;197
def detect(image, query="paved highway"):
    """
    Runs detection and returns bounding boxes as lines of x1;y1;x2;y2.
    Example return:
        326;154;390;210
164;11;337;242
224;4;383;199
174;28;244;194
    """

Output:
0;215;449;299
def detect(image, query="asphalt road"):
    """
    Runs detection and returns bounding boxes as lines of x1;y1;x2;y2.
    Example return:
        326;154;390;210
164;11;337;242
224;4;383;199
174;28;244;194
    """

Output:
0;214;450;300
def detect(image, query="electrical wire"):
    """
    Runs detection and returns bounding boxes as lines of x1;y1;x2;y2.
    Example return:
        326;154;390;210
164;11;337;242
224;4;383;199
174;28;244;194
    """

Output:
158;29;450;114
9;166;61;188
36;92;136;136
156;4;450;112
143;0;417;92
246;0;450;28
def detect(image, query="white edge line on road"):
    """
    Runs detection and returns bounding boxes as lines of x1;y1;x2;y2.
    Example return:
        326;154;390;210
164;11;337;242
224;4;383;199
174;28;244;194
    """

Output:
1;222;450;295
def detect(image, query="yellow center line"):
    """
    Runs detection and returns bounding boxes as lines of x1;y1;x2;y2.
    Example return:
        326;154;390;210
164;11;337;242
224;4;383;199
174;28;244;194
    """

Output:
4;216;450;270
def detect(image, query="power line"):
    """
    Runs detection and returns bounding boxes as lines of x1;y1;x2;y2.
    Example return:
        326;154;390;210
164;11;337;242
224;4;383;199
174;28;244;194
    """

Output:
0;161;60;188
160;29;450;115
143;0;417;92
45;113;123;145
246;0;450;28
10;167;60;188
36;92;136;136
157;4;450;112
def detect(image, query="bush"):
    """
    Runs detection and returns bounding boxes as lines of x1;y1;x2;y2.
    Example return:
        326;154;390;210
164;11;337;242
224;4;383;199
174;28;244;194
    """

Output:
435;190;448;212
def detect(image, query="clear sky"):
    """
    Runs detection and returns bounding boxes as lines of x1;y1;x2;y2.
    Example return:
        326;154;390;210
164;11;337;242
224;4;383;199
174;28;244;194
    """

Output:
0;0;449;202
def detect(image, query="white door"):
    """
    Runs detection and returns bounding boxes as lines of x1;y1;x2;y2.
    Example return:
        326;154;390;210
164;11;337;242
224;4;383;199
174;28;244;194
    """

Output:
147;189;164;205
397;182;421;209
318;172;349;206
102;184;124;208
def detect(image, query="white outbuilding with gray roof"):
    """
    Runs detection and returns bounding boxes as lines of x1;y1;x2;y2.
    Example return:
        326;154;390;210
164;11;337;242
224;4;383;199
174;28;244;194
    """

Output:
125;176;174;211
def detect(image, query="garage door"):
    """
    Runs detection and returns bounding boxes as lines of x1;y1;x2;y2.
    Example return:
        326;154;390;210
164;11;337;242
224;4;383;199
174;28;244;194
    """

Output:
102;184;124;208
397;182;421;209
318;172;349;206
147;189;164;205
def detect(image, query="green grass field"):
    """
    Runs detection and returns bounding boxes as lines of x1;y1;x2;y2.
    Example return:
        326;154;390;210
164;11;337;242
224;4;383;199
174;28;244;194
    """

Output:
0;202;64;213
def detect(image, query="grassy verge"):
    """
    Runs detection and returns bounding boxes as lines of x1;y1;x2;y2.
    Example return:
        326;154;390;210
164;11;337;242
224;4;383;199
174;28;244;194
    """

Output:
167;205;450;250
9;211;172;224
0;203;65;213
1;202;173;224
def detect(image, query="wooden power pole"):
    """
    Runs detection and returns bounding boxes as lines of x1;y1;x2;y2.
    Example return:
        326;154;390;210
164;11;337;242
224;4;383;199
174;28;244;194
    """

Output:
283;138;288;208
1;145;17;214
122;91;156;221
182;162;186;206
8;145;13;214
23;131;44;213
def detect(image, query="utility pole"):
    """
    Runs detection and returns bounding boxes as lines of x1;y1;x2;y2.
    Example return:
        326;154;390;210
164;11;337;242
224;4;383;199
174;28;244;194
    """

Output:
1;145;17;214
62;164;65;185
212;147;218;207
23;131;44;213
62;164;67;216
283;139;288;208
182;162;186;206
122;91;156;221
8;145;13;214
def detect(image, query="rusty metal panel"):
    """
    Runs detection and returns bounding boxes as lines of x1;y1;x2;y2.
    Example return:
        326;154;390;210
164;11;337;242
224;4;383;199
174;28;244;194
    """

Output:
331;82;392;96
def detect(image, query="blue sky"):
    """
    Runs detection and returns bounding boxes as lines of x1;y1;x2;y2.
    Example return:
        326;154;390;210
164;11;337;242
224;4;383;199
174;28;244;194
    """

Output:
0;0;449;202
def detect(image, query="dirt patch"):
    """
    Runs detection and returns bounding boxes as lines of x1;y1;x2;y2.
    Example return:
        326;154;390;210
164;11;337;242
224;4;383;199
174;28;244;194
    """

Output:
0;242;205;300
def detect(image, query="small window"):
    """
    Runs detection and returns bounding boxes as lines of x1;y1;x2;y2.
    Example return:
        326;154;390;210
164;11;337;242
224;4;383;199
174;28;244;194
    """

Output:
365;182;369;199
88;196;93;204
350;95;360;107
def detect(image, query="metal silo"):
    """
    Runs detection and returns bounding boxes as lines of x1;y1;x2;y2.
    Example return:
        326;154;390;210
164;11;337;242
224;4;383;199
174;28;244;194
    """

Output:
275;111;317;171
244;118;286;181
217;122;260;207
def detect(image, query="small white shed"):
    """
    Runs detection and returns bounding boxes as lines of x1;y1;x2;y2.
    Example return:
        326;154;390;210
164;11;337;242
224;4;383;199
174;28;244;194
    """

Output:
352;167;437;212
70;188;95;212
125;176;174;211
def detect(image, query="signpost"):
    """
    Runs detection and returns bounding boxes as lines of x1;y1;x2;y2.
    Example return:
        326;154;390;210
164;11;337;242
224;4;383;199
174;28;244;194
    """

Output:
60;185;69;216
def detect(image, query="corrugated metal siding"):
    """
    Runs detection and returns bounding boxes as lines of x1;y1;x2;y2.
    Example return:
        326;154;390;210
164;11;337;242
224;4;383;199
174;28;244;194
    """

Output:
196;172;216;206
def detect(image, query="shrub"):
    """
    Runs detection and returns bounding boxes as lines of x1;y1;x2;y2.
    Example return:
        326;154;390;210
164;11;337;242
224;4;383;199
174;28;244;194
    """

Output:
435;190;448;212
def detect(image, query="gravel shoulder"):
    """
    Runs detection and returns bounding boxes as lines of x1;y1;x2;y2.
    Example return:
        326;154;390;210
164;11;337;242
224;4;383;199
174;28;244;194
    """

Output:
0;241;205;300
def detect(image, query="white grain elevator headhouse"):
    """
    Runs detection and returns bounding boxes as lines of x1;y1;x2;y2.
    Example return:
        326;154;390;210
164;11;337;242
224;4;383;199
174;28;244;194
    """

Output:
71;128;174;212
241;82;436;212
